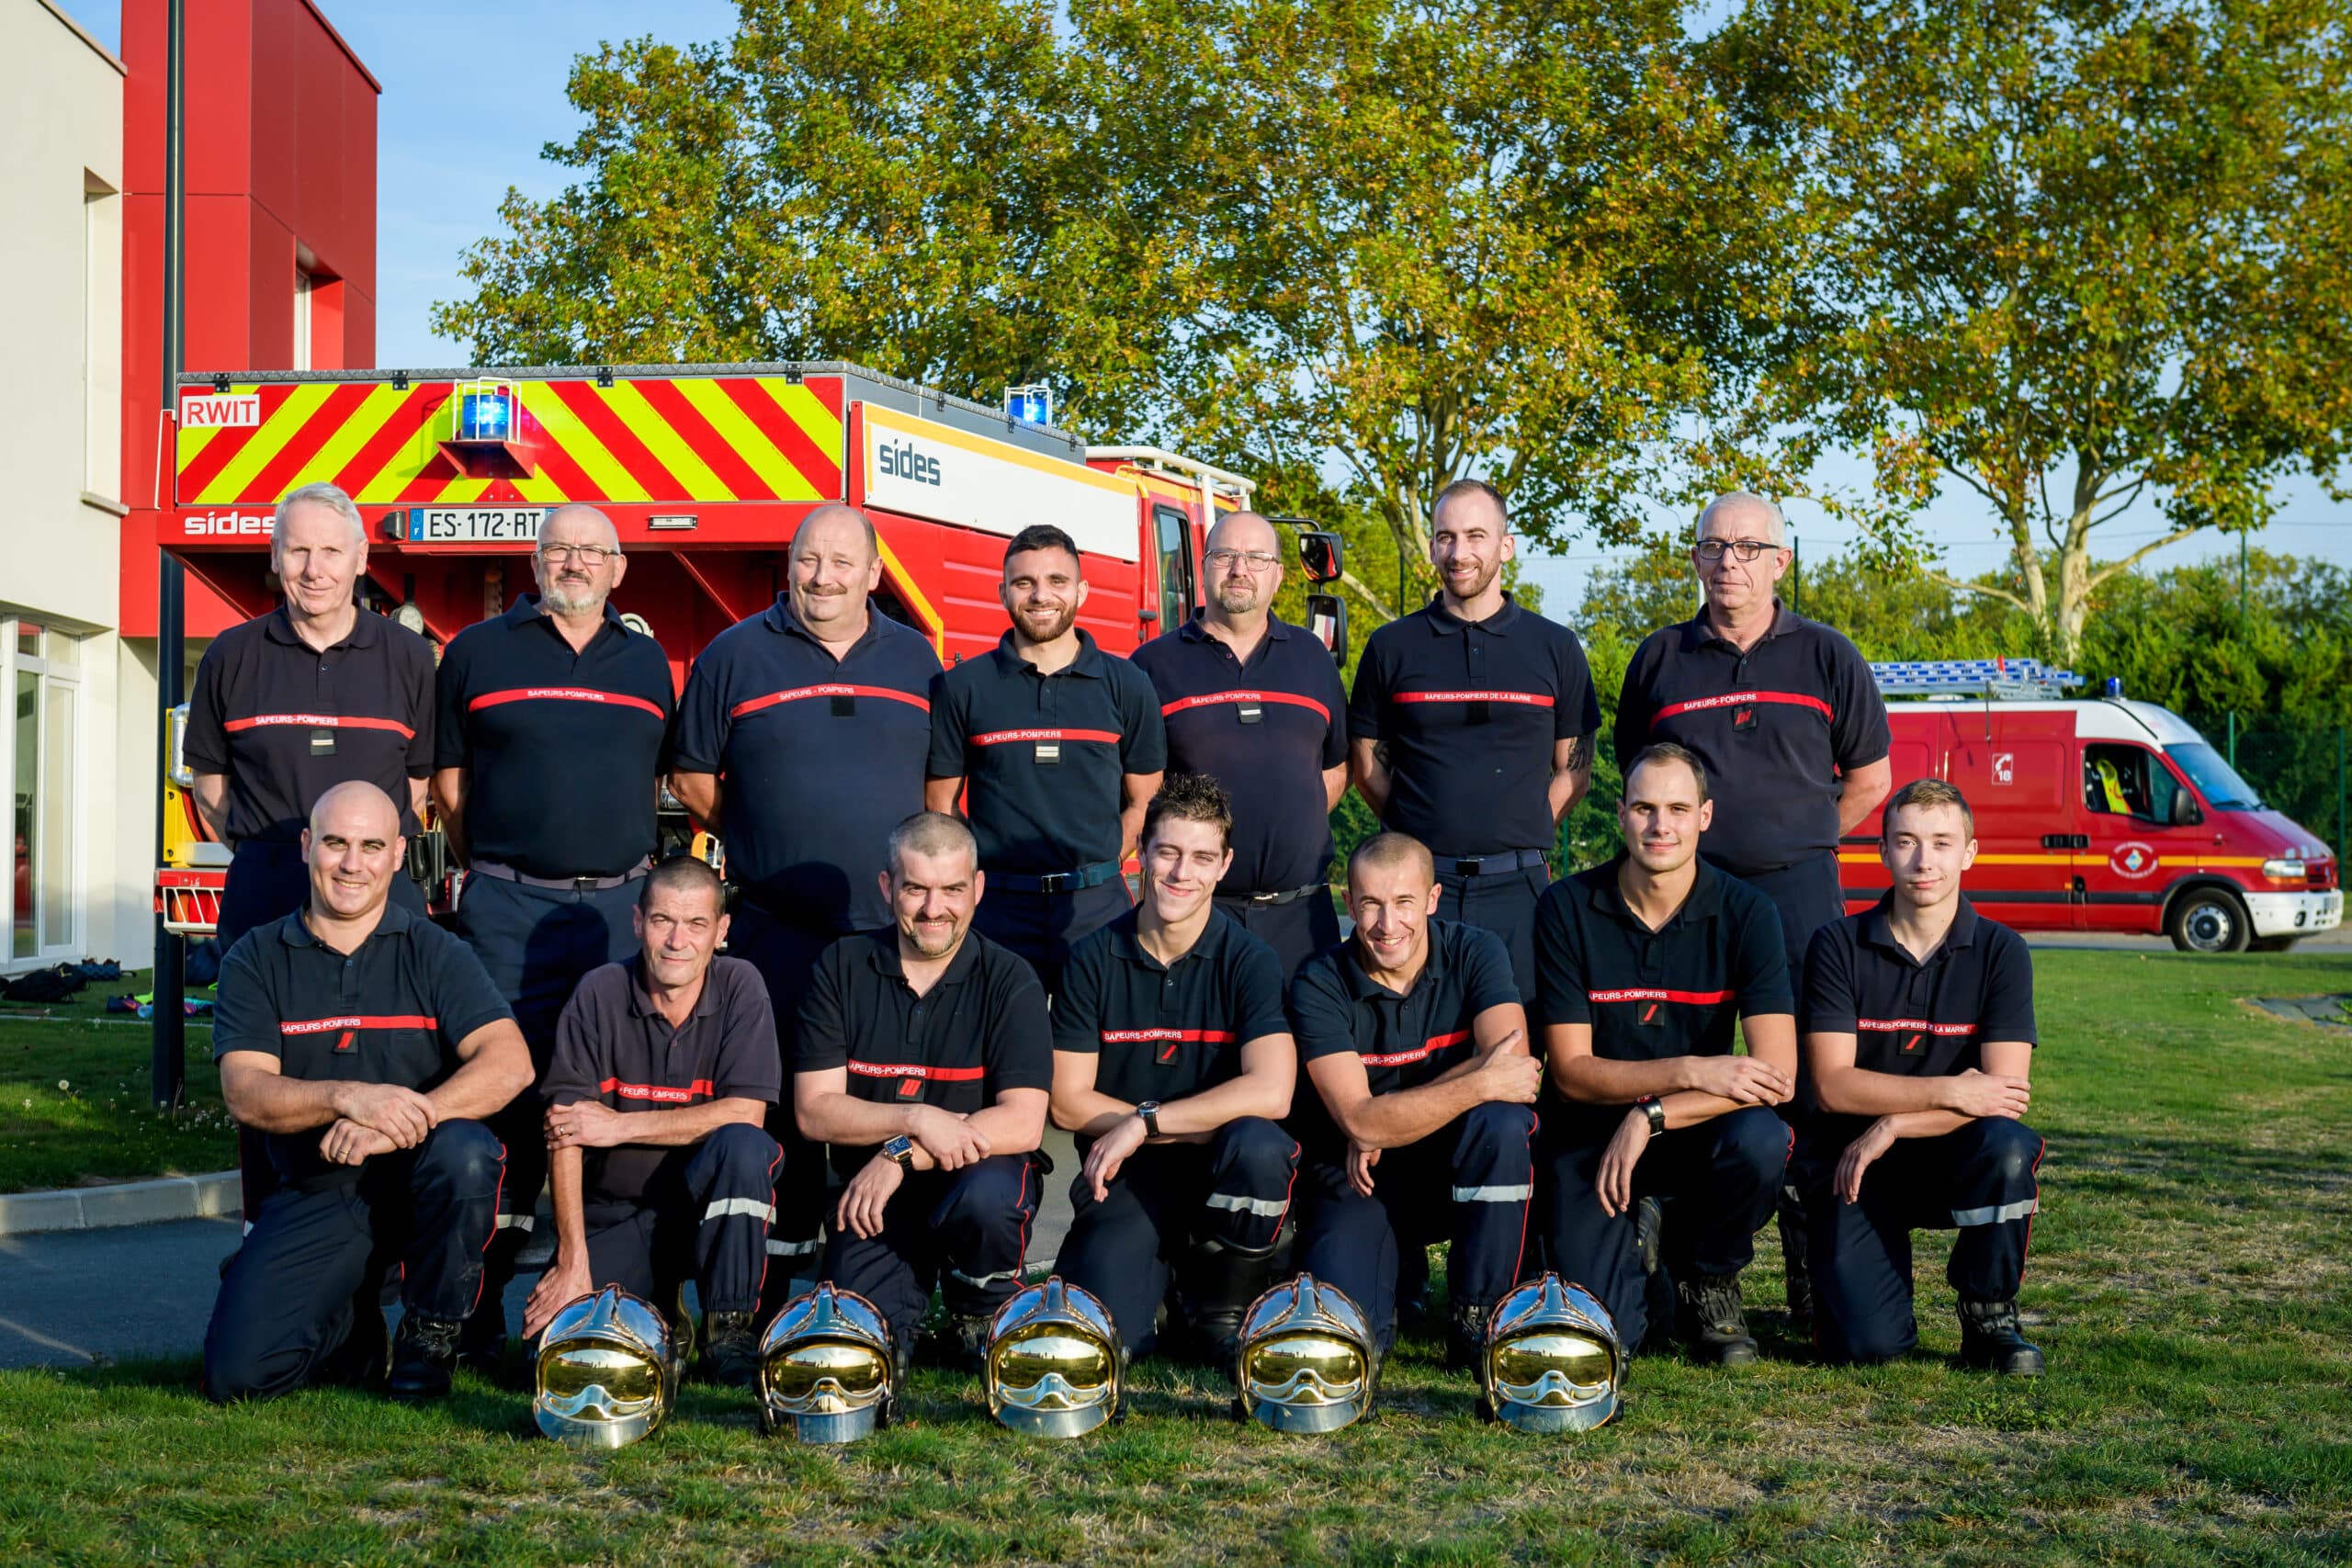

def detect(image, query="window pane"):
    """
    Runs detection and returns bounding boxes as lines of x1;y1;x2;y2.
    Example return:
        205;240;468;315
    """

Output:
44;628;76;670
16;623;41;660
40;681;73;948
12;671;35;958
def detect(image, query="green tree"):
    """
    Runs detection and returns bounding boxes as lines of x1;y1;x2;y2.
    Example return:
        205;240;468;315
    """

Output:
1718;0;2352;661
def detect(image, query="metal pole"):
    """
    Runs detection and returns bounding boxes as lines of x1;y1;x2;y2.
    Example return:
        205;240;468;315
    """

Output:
2239;529;2248;639
152;0;187;1109
1791;526;1802;615
2228;711;2237;771
2337;726;2345;865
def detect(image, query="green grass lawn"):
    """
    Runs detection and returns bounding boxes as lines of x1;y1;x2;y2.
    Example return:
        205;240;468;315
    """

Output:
3;948;2349;1564
0;969;235;1191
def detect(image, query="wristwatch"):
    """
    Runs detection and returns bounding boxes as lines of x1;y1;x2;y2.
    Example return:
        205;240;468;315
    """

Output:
1136;1100;1163;1139
882;1134;916;1168
1635;1096;1667;1136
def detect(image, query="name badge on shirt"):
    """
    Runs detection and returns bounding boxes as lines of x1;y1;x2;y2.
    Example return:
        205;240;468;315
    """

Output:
1466;702;1491;726
1237;700;1262;725
1035;739;1061;765
831;694;857;717
310;728;337;756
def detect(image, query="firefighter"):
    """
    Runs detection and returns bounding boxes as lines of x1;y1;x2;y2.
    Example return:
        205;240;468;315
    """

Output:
1802;778;2046;1374
1049;773;1300;1360
1612;491;1893;1326
521;857;783;1388
670;502;943;1304
431;502;676;1364
186;481;436;952
1288;831;1542;1370
927;525;1167;995
1348;480;1600;1003
201;783;532;1404
1131;512;1350;979
1534;743;1797;1364
793;812;1053;1372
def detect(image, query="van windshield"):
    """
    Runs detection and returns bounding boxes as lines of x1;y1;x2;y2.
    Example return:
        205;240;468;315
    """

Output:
2165;744;2264;810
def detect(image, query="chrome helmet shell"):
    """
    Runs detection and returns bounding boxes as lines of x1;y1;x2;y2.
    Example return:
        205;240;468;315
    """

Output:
984;1276;1123;1438
533;1287;679;1450
1480;1273;1623;1433
1235;1272;1374;1433
758;1284;898;1444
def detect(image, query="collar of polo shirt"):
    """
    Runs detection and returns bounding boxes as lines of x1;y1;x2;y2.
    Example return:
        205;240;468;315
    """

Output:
1423;593;1524;637
1861;891;1984;961
1682;597;1811;651
992;626;1110;678
763;592;889;653
625;953;728;1020
867;928;987;986
1111;907;1230;973
1180;612;1293;645
264;601;382;649
510;594;628;636
1341;919;1453;1002
280;897;416;947
1585;855;1730;933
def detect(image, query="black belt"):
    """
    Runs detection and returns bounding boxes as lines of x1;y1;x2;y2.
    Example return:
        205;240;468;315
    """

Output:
1216;883;1327;908
469;858;650;893
993;860;1124;894
1445;849;1551;878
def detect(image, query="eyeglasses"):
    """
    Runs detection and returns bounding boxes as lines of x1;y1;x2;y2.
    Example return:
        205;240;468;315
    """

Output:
1204;548;1281;572
1693;538;1779;563
539;544;619;566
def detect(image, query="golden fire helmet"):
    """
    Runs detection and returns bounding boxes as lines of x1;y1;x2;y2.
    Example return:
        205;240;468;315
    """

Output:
1235;1272;1374;1433
533;1287;680;1450
984;1276;1123;1438
1479;1273;1623;1434
758;1284;898;1444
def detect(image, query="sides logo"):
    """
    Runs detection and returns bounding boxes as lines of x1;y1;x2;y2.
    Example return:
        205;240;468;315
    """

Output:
2109;841;2159;880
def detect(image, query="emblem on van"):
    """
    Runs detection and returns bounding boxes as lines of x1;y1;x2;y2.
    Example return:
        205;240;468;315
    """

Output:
2109;841;2159;879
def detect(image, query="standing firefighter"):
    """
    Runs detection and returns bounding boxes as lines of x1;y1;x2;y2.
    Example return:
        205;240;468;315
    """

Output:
1131;511;1350;978
670;503;944;1303
433;502;676;1363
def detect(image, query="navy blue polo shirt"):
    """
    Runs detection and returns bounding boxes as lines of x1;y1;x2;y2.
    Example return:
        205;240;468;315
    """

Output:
1052;907;1291;1114
1614;602;1890;877
210;901;514;1190
433;597;675;878
1346;594;1600;860
1286;918;1520;1155
795;928;1052;1176
1131;615;1348;896
673;597;942;931
1800;895;2037;1155
185;605;437;841
926;629;1168;875
541;954;781;1205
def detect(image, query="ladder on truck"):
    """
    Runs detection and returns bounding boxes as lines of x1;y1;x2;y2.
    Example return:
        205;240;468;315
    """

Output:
1871;658;2082;700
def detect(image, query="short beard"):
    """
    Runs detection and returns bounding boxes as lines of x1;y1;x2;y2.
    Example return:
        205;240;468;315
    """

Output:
542;581;606;615
1014;602;1078;643
1214;581;1260;615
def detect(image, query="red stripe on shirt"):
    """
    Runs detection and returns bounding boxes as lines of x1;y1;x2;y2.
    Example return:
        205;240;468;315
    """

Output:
1159;690;1332;724
1587;987;1736;1006
1391;690;1555;707
729;683;931;720
225;713;418;739
1856;1018;1979;1036
599;1077;717;1104
1099;1028;1239;1044
968;728;1121;746
469;687;666;720
846;1061;989;1082
279;1014;436;1035
1650;691;1834;723
1361;1028;1475;1067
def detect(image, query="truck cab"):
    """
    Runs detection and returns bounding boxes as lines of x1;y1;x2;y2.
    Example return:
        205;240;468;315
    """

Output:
1841;661;2342;953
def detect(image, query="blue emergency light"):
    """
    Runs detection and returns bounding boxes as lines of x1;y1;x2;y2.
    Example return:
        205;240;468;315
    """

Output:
458;387;514;442
1006;384;1052;425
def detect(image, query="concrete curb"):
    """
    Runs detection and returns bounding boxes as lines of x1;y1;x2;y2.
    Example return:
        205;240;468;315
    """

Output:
0;1171;240;1236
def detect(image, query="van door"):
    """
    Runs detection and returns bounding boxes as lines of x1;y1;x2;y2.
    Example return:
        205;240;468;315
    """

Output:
1945;709;2082;931
2076;740;2205;934
1153;504;1197;633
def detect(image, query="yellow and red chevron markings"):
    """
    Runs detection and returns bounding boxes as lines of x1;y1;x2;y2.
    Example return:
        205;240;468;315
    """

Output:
175;375;846;507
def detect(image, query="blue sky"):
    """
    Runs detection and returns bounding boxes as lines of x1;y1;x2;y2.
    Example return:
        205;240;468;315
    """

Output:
66;0;2351;610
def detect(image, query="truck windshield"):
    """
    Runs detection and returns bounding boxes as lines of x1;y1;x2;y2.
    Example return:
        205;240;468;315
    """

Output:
2165;744;2264;810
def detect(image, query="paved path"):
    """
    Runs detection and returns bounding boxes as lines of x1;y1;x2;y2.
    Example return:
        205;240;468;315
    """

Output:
0;1131;1079;1371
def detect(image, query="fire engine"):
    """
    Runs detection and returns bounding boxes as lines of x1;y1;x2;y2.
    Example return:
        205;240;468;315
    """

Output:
155;362;1346;935
1842;660;2343;953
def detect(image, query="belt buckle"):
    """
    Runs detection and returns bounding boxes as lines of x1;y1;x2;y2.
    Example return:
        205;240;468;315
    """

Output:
1250;890;1280;905
573;875;599;892
1453;858;1483;877
1036;872;1073;895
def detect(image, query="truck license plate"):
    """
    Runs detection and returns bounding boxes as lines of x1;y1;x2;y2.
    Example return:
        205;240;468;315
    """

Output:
406;507;545;544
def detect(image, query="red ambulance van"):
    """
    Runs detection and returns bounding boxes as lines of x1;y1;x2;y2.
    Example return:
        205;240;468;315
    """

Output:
1839;660;2343;953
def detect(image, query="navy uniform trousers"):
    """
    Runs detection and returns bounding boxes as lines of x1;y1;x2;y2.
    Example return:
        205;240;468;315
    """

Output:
1436;862;1551;1004
822;1152;1046;1359
1806;1118;2044;1364
729;902;847;1309
1212;893;1342;983
456;870;643;1304
582;1123;784;1319
1543;1104;1792;1349
1297;1102;1538;1352
973;880;1134;998
1057;1118;1300;1356
204;1120;504;1403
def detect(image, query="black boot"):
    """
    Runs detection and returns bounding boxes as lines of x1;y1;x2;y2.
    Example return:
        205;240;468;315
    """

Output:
1675;1272;1759;1366
1777;1185;1814;1333
946;1311;995;1373
1447;1301;1491;1372
388;1313;464;1402
1958;1299;2045;1376
1181;1235;1288;1366
702;1310;763;1388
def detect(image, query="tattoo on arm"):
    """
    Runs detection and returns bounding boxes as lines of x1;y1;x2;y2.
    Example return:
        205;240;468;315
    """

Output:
1563;733;1592;773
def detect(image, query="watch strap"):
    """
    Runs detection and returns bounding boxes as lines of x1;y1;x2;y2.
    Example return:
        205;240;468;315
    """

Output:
1137;1101;1162;1139
1637;1096;1667;1136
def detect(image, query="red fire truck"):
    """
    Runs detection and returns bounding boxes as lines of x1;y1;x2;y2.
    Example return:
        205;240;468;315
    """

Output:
156;362;1343;932
1840;660;2343;953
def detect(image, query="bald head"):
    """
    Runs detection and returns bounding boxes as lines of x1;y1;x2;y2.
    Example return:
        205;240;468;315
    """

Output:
536;503;627;615
310;780;401;840
1349;831;1437;888
1696;491;1785;547
1204;510;1284;622
789;503;884;638
543;503;620;547
794;503;879;559
303;782;406;921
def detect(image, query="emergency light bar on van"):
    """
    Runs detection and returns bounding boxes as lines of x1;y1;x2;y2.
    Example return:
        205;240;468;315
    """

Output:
1870;659;2082;699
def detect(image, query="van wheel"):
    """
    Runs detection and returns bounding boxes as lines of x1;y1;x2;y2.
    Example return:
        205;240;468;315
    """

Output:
2247;935;2299;953
2167;888;2251;953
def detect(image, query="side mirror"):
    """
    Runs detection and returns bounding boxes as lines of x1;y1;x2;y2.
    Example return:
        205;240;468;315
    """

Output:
1293;527;1343;585
1306;592;1348;667
2172;793;2203;828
